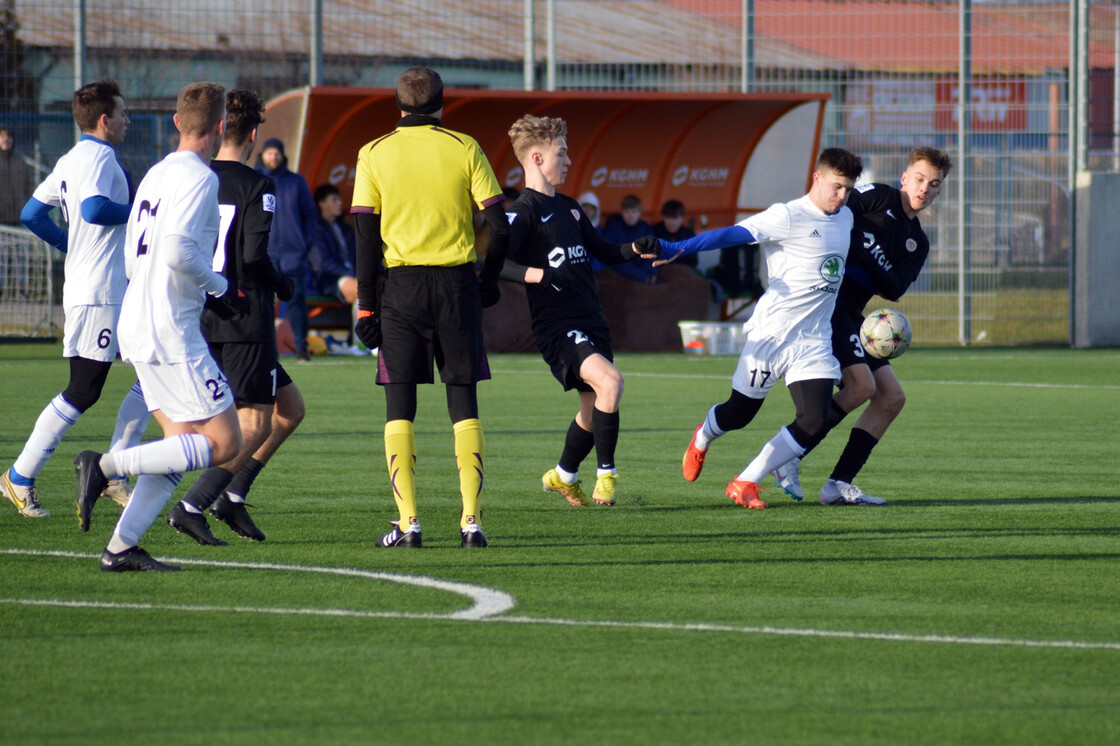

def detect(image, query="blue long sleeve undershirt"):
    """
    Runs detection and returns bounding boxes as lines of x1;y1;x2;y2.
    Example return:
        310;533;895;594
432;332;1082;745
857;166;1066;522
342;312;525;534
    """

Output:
20;198;67;252
656;224;756;257
80;195;131;226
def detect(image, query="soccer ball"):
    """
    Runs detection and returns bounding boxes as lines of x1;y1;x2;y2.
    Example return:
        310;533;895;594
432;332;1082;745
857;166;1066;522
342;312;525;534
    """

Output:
860;308;912;360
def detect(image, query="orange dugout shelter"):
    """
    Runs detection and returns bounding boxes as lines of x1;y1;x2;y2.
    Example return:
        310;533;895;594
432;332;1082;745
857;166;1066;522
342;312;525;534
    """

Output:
256;87;830;226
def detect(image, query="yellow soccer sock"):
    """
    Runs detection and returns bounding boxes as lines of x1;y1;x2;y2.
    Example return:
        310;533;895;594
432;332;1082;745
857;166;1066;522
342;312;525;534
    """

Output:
453;418;485;530
384;419;418;528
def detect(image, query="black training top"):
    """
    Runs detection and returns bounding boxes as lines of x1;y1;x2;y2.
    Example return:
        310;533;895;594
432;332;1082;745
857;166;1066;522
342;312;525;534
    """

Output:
507;188;636;335
204;160;283;343
841;182;931;311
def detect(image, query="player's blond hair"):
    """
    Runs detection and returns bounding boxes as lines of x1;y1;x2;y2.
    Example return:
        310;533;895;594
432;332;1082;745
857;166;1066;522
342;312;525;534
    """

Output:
176;82;226;137
508;115;567;162
908;146;953;177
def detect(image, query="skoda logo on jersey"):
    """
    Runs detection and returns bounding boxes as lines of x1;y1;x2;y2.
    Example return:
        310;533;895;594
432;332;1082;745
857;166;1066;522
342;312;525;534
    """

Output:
819;255;845;284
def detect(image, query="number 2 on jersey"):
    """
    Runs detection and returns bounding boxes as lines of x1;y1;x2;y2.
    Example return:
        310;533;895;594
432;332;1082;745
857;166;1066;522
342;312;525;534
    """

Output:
134;199;160;256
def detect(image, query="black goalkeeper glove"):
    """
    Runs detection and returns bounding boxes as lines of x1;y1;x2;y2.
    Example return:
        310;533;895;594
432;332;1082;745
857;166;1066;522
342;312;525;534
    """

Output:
354;308;382;349
205;285;249;320
633;236;662;258
274;274;296;302
539;266;568;292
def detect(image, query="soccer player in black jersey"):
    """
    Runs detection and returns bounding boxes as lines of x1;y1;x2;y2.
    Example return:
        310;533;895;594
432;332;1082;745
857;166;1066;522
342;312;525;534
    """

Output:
772;147;952;506
500;115;660;507
164;88;303;544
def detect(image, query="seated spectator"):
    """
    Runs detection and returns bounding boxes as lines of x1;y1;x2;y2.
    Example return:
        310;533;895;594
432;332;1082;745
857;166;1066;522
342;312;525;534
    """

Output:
652;199;698;269
601;193;657;284
578;191;602;233
308;183;357;304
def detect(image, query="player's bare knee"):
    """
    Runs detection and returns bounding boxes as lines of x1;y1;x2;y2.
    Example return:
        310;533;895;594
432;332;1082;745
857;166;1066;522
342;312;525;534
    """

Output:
876;387;906;416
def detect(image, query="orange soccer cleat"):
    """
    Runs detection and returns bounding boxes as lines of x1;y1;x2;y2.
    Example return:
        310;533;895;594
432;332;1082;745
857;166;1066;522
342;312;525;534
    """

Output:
682;423;708;482
725;479;768;509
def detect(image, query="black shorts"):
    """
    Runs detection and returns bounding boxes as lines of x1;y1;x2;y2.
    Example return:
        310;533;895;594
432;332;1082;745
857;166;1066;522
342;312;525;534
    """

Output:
832;304;891;372
377;265;490;386
209;340;292;405
536;322;613;392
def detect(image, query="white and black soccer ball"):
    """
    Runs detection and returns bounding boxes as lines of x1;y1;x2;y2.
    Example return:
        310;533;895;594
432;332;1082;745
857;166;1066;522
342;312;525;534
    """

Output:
860;308;912;360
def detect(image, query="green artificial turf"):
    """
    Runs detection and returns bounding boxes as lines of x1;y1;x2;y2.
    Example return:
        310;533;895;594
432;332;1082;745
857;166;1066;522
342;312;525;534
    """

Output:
1;344;1118;744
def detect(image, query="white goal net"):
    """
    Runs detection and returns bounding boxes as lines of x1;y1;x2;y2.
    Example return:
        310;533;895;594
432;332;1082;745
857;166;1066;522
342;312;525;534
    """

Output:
0;226;58;339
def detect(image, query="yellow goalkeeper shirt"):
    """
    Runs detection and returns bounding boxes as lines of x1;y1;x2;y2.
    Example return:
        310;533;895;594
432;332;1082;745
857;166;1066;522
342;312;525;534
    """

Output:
351;121;502;268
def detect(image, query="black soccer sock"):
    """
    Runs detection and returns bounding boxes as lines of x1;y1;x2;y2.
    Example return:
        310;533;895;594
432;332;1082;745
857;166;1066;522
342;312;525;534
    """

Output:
558;418;595;474
592;408;620;472
180;466;236;512
829;427;879;484
227;458;265;500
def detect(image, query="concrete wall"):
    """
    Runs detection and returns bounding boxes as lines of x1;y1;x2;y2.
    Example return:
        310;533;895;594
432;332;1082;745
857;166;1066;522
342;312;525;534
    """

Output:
1074;171;1120;347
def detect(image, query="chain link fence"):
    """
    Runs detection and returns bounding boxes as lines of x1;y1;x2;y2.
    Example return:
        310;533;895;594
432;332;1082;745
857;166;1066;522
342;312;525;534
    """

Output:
3;0;1117;344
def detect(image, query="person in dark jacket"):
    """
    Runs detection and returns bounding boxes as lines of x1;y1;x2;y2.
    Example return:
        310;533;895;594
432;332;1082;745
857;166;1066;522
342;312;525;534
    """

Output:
601;193;658;284
308;183;357;303
257;137;319;361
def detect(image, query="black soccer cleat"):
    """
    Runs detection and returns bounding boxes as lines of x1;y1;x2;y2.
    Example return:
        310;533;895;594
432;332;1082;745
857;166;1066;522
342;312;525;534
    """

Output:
167;503;228;546
460;524;489;548
210;494;266;542
375;520;422;548
100;546;180;572
74;450;109;532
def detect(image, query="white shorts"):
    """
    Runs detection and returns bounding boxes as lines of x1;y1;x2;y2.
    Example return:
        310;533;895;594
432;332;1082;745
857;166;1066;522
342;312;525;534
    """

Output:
63;304;121;362
132;355;234;423
731;336;840;398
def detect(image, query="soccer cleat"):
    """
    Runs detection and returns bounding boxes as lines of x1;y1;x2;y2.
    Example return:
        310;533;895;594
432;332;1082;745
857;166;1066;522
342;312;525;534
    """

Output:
770;458;804;501
682;423;707;482
74;450;108;531
461;523;489;548
592;472;617;506
725;479;768;509
167;503;229;546
819;479;887;506
99;546;180;572
542;468;588;507
101;477;133;508
2;469;50;517
210;494;266;542
376;520;423;548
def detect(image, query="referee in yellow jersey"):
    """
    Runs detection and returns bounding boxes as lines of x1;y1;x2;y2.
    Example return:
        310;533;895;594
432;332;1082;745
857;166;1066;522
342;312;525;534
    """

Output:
351;67;510;549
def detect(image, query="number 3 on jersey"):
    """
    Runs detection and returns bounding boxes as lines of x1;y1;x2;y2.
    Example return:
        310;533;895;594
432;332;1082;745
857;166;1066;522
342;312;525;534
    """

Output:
134;199;160;256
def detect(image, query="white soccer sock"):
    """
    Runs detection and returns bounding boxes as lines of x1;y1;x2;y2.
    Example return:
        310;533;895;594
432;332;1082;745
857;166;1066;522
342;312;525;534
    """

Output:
107;473;182;552
694;405;725;451
109;382;150;452
13;394;82;479
737;426;805;484
555;465;578;484
103;433;212;479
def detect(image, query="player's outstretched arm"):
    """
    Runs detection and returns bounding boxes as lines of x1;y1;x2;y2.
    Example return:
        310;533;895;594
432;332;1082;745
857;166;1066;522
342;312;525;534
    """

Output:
650;225;756;266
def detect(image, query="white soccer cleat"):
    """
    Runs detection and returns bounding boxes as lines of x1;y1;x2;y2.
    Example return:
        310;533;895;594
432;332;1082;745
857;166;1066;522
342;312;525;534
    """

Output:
770;457;804;501
819;478;886;506
101;477;133;508
1;469;50;517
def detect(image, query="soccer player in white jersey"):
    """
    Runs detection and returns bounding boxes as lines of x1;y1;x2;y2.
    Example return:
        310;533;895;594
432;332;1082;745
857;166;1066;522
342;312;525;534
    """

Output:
73;82;245;572
652;148;864;509
1;79;150;520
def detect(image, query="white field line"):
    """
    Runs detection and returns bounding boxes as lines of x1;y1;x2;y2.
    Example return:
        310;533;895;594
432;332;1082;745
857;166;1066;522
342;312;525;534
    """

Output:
1;548;514;621
4;548;1119;652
